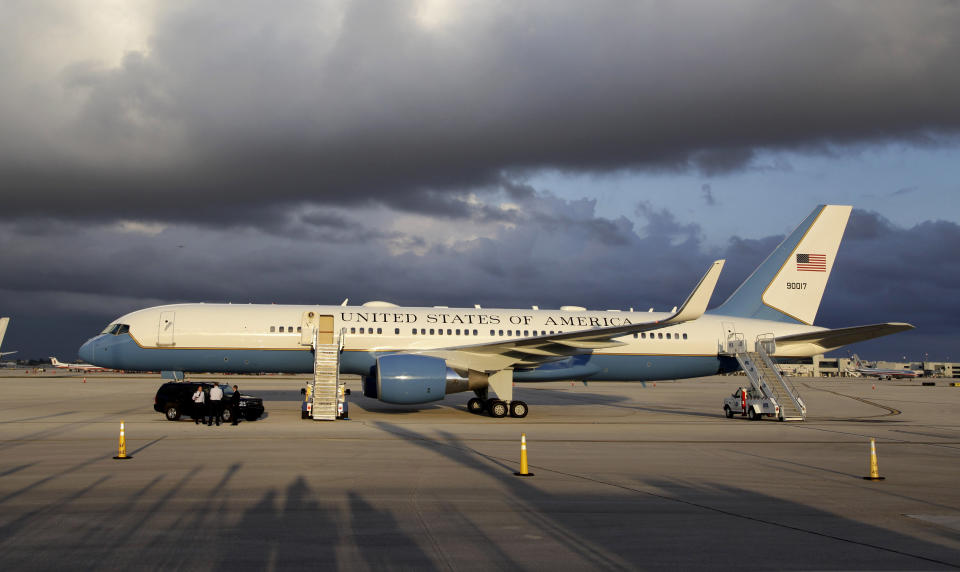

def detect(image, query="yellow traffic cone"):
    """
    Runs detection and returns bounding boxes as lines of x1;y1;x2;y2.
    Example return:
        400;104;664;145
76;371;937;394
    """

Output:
862;438;883;480
514;433;534;477
113;420;132;460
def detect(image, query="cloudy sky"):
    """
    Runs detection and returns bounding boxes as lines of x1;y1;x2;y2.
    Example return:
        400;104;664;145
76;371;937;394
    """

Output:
2;0;959;362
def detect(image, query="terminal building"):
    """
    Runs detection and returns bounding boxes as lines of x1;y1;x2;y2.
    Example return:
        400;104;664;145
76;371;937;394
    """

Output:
777;356;960;378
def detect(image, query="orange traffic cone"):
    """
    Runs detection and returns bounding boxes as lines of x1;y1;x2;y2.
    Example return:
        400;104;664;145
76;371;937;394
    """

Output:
113;421;132;460
862;438;884;480
514;433;534;477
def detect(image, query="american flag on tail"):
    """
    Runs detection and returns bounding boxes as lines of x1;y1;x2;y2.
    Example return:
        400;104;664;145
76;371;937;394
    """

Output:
796;253;827;272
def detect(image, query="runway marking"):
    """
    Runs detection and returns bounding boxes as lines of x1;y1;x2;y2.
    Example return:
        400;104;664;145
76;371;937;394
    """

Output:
802;383;901;417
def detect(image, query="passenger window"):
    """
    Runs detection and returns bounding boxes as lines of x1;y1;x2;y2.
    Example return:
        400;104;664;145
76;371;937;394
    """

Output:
446;329;452;335
421;328;426;335
289;326;294;332
473;329;478;336
395;328;400;334
456;329;461;335
297;327;302;333
350;327;356;334
279;326;285;333
683;333;688;340
523;330;529;336
412;329;417;335
666;333;671;340
490;330;495;336
270;326;276;332
507;330;512;336
658;333;663;339
633;333;638;339
498;330;504;336
437;329;443;335
377;328;382;334
430;329;435;335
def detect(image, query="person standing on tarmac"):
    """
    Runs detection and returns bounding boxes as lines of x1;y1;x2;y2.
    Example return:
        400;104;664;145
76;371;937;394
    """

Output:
192;385;205;425
229;385;241;426
208;382;224;426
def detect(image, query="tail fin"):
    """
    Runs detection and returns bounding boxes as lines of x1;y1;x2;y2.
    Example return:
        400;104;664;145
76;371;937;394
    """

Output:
851;354;863;368
50;357;61;366
0;318;8;351
713;205;851;325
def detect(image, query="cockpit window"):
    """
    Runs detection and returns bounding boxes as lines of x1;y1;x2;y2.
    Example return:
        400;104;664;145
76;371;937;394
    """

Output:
100;324;130;336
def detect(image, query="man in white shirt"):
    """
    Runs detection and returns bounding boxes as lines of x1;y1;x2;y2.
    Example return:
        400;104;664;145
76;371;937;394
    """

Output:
191;385;205;425
208;382;224;426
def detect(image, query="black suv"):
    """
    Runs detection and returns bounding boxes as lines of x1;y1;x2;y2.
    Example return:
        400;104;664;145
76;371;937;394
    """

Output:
153;382;265;422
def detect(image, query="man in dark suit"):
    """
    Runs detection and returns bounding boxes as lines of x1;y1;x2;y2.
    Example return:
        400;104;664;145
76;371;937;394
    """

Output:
229;385;241;426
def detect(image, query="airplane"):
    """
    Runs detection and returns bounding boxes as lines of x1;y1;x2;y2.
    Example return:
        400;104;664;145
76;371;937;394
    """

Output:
78;205;914;418
0;317;16;358
850;354;920;380
49;357;109;372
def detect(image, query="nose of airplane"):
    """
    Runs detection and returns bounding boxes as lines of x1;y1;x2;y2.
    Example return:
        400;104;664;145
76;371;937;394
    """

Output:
78;338;96;364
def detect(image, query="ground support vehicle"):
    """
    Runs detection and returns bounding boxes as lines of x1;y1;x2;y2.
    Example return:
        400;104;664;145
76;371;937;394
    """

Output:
723;386;780;421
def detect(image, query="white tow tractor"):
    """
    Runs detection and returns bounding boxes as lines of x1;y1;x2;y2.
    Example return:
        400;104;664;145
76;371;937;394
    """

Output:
723;386;779;421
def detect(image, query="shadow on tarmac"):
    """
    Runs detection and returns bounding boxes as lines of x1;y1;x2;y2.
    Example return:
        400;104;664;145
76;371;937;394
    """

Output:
1;431;959;569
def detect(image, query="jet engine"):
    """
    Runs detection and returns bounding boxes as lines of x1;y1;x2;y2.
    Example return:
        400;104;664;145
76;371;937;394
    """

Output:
363;354;447;404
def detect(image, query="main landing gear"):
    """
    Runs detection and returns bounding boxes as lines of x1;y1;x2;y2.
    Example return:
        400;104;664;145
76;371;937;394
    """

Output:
467;397;529;418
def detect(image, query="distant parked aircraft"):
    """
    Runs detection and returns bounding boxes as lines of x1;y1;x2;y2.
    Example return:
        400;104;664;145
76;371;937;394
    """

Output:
0;317;16;358
851;355;920;379
50;357;109;372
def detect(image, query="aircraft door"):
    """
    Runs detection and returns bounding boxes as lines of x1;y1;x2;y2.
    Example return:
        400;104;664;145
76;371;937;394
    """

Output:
720;321;740;353
158;311;175;346
300;311;335;345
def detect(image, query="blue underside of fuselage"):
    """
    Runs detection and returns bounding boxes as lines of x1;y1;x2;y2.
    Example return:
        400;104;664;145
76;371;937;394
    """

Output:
80;334;738;382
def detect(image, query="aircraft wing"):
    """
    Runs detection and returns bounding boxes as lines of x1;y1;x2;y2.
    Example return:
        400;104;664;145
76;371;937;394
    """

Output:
775;322;914;353
422;260;725;373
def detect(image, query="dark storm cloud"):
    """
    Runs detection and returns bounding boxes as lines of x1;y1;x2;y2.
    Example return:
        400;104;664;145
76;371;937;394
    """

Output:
701;184;716;206
3;1;960;223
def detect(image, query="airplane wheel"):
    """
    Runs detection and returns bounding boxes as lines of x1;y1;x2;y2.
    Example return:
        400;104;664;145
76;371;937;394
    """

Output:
488;400;508;418
467;398;484;414
509;401;528;418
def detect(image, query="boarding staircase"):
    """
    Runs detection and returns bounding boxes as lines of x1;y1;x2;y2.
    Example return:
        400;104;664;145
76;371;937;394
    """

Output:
311;329;342;421
728;334;806;421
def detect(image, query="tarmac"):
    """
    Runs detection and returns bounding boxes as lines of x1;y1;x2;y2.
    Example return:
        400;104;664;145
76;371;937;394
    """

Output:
1;370;959;570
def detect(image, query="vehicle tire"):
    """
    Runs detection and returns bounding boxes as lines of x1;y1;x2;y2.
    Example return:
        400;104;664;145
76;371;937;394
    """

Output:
488;400;508;418
165;405;181;421
724;406;733;419
467;397;484;414
749;409;760;421
509;401;528;418
221;408;232;423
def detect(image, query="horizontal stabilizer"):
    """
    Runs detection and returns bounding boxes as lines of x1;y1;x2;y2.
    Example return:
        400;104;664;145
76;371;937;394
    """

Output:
775;322;914;352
